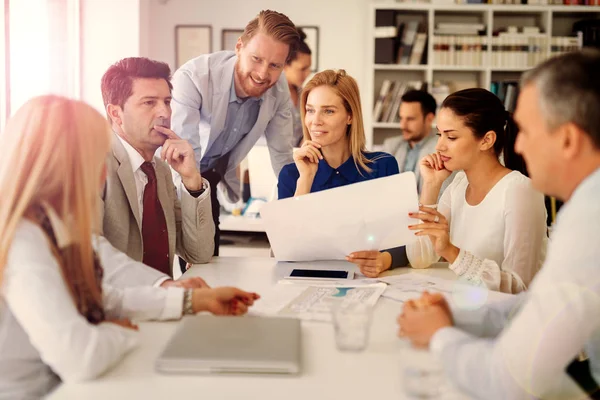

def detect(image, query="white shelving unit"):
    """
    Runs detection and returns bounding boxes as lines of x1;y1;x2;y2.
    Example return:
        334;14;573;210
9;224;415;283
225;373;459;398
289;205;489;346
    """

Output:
365;2;600;148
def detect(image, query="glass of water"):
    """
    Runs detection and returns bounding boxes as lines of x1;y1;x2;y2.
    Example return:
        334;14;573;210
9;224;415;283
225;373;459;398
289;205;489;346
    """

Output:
402;348;445;398
331;301;373;352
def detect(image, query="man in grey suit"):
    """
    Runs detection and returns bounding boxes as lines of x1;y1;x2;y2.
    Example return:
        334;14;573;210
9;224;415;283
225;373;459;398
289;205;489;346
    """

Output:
101;57;214;284
382;90;440;194
171;10;299;255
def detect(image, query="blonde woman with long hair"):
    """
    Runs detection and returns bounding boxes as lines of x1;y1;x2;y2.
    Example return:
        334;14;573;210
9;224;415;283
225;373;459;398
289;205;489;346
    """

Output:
0;96;259;398
277;70;400;270
277;69;399;199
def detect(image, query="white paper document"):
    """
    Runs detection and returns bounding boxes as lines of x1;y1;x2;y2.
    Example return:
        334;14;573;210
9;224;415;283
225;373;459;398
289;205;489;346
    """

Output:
278;283;387;322
260;172;419;261
379;273;514;307
379;273;455;303
250;282;386;322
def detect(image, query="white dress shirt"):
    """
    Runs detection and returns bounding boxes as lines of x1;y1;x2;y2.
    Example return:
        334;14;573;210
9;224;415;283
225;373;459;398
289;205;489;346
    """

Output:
116;134;155;219
407;171;548;293
429;167;600;399
0;206;185;399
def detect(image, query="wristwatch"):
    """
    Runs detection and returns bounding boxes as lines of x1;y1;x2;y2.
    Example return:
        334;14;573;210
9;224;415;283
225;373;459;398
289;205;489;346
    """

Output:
182;289;194;315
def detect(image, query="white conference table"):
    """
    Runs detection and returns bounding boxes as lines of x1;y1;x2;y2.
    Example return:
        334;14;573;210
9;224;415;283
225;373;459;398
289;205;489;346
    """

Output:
47;257;584;400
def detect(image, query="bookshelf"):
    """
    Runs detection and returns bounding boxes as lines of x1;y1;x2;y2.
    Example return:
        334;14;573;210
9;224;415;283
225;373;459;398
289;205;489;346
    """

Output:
366;3;600;149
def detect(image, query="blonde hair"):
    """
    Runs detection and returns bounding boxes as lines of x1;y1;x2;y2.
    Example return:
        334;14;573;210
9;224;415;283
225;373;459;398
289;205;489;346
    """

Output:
300;69;373;173
0;95;111;310
240;10;300;62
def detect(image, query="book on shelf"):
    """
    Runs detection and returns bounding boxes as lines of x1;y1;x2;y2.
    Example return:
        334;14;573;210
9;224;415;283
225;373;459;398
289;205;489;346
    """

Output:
373;80;392;122
490;81;519;113
397;21;420;64
409;33;428;65
382;82;404;123
373;20;429;66
429;30;584;69
435;22;485;36
373;80;426;123
379;81;398;122
492;33;549;68
563;0;600;4
447;0;599;3
432;35;488;66
550;36;583;58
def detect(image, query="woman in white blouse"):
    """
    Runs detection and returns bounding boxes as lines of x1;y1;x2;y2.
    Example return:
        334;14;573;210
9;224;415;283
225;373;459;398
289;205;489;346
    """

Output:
407;88;547;294
0;96;259;399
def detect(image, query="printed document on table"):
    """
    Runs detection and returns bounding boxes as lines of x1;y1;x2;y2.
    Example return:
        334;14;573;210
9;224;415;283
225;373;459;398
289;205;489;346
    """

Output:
260;172;419;261
278;283;386;322
378;273;514;306
250;282;386;322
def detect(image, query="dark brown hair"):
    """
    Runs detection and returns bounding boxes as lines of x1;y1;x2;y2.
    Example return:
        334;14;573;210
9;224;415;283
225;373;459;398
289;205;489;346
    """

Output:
287;27;312;65
441;88;527;176
101;57;172;111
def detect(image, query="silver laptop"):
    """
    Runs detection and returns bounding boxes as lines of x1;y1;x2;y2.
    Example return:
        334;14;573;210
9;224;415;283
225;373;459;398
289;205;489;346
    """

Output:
156;315;301;375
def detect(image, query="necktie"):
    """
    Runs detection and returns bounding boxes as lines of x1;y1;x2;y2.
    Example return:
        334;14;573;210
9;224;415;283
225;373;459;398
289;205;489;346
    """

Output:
140;162;171;277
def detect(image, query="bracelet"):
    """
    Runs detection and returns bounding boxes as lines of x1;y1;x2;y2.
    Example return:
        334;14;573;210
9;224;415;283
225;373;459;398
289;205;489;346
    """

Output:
182;289;194;315
419;203;438;209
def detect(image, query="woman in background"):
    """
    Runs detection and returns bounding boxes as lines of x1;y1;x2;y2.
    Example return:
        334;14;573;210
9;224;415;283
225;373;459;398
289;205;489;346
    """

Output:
0;96;258;398
284;27;313;147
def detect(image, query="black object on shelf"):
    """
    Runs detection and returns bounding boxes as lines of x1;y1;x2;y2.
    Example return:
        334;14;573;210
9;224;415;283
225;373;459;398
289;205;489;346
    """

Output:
376;10;396;27
375;38;396;64
573;19;600;49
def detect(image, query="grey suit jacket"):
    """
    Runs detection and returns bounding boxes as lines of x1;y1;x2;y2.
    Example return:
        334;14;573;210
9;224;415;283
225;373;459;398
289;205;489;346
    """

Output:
100;134;215;279
171;51;294;202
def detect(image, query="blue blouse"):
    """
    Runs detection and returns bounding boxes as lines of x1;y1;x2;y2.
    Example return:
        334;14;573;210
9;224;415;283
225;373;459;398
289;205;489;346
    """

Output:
277;151;399;199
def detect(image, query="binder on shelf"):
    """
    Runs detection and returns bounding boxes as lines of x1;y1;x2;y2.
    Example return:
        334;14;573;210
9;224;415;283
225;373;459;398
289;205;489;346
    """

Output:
375;38;396;64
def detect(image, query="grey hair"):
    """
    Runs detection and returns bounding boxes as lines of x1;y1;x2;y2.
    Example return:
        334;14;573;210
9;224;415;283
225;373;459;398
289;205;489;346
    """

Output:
521;48;600;149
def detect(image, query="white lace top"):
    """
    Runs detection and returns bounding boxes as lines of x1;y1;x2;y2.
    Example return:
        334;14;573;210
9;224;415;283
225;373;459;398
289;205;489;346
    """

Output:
406;171;548;293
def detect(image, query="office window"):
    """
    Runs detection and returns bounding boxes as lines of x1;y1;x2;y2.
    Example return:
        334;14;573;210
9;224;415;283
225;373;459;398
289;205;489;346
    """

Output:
0;0;8;129
1;0;79;128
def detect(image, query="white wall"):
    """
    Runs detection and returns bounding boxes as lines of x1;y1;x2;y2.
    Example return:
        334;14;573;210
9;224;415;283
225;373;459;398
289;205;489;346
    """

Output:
80;0;142;112
144;0;369;96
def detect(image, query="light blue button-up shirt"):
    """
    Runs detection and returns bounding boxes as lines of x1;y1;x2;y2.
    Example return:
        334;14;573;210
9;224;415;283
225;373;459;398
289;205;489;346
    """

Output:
199;79;261;172
402;139;426;176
